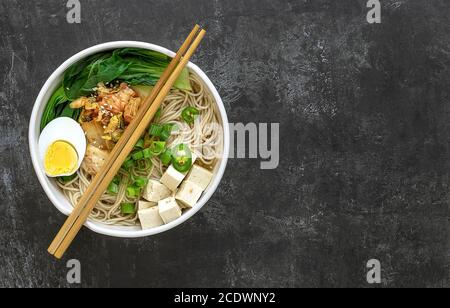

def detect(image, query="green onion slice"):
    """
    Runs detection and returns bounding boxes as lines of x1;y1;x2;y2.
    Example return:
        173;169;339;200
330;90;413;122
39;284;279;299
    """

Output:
149;123;174;141
134;177;148;188
149;124;163;137
126;186;140;198
121;203;136;214
135;139;145;149
149;141;166;156
142;148;152;159
132;151;144;161
154;108;162;121
160;124;175;141
107;182;119;194
160;149;173;166
122;159;134;170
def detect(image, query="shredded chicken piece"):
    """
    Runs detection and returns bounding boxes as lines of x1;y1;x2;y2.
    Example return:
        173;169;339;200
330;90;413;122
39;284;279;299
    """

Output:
82;144;109;176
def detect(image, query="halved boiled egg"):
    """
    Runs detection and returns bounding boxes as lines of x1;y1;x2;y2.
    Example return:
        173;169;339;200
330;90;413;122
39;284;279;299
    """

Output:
39;117;86;177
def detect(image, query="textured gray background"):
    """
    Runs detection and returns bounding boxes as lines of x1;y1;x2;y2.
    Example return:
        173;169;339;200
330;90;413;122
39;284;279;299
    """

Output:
0;0;449;288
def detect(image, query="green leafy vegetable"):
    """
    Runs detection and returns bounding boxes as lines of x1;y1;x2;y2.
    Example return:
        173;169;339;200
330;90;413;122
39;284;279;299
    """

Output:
40;86;80;131
62;48;191;100
59;174;77;183
63;52;129;100
60;104;80;119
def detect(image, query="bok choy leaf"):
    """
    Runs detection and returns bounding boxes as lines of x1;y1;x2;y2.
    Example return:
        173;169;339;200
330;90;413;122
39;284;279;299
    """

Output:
62;48;192;100
40;85;80;131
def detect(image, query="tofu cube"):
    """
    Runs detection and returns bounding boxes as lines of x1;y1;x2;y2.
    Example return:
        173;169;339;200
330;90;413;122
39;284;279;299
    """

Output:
158;197;182;224
138;200;157;211
143;179;172;202
185;165;214;190
160;165;187;191
138;207;164;229
175;181;204;208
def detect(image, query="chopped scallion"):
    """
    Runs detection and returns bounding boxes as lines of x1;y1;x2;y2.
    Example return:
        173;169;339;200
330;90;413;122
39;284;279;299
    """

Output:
135;139;145;149
160;149;173;166
142;148;152;159
149;141;166;156
126;186;140;198
149;124;163;137
154;108;162;121
107;182;119;194
155;108;162;120
132;151;144;161
134;177;148;188
122;159;134;170
121;203;136;214
159;124;174;141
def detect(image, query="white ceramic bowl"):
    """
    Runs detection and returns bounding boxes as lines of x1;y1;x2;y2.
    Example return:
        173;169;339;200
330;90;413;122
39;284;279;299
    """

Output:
29;41;230;238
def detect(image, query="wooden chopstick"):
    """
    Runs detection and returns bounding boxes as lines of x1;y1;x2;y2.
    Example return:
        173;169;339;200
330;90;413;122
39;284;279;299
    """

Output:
48;25;206;259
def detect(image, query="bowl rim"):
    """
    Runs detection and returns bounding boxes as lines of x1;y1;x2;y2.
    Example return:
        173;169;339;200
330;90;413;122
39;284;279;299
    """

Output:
29;41;230;238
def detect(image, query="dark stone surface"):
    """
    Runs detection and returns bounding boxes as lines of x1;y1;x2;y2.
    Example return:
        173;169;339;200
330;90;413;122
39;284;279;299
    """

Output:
0;0;449;287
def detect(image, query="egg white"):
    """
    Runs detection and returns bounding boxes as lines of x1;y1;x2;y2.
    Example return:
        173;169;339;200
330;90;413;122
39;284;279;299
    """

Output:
38;117;87;177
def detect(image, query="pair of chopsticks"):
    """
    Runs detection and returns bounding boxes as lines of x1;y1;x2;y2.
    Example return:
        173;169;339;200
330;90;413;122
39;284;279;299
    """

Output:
48;25;206;259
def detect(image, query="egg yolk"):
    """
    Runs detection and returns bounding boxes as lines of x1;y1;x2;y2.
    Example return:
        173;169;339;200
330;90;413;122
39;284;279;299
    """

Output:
44;141;78;176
